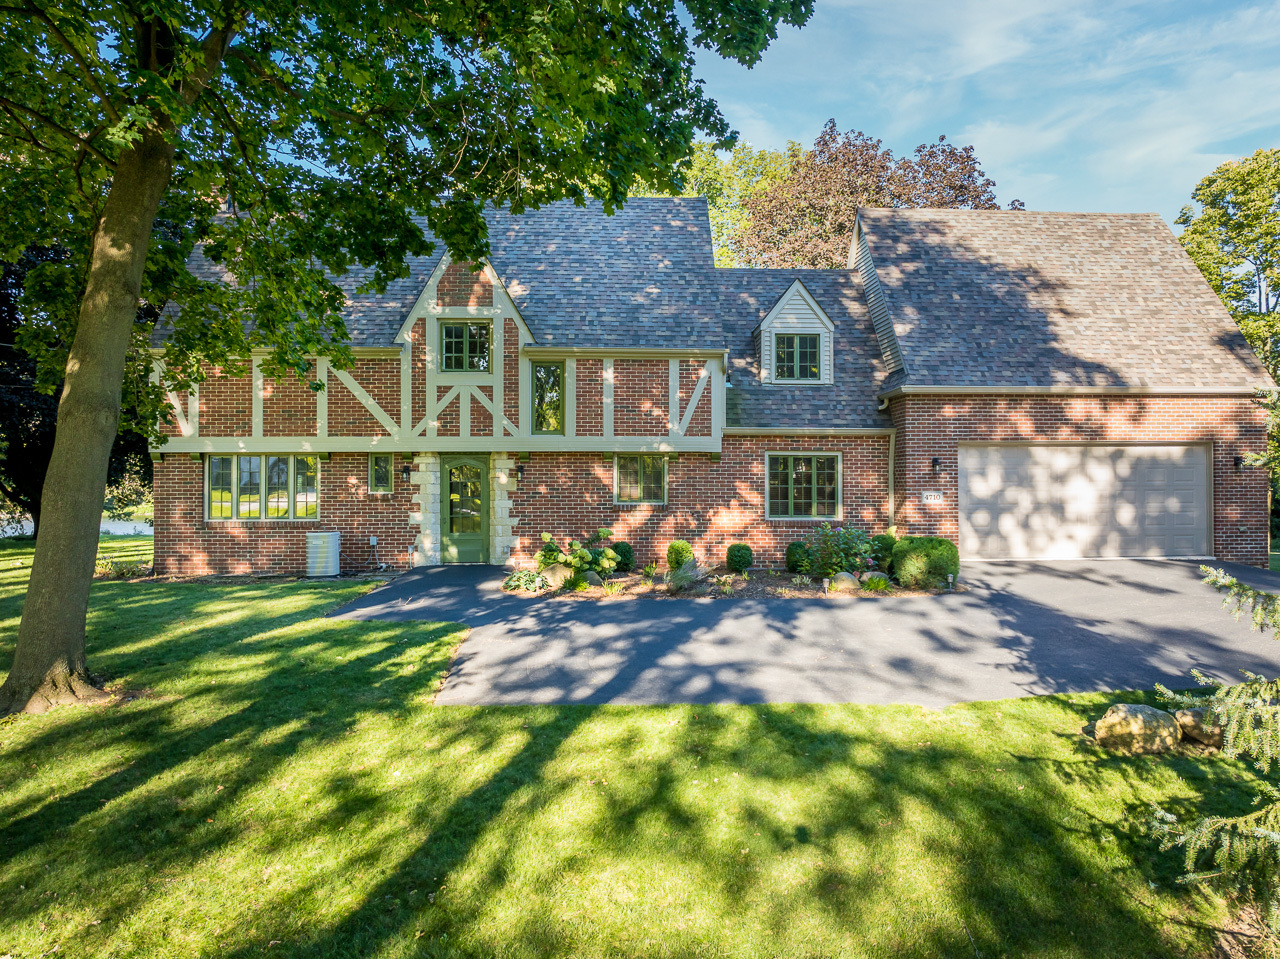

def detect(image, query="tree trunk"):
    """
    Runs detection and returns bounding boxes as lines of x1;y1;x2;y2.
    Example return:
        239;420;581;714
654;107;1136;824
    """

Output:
0;130;174;715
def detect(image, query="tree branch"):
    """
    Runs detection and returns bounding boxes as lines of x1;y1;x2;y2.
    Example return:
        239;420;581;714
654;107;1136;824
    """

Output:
26;4;123;124
224;46;385;126
0;93;115;167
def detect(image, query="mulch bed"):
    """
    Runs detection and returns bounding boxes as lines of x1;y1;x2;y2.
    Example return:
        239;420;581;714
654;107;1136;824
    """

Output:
534;568;968;601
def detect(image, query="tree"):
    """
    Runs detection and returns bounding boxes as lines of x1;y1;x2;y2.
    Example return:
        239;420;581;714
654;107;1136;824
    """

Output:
0;0;814;714
0;248;60;537
1154;566;1280;924
0;245;153;539
1177;149;1280;377
641;140;793;266
737;119;1024;269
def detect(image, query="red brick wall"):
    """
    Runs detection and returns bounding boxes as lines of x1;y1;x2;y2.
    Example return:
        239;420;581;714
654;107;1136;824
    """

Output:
328;359;399;437
153;453;417;576
437;387;459;436
577;359;603;437
503;318;520;432
198;367;252;437
679;360;712;437
408;319;427;427
508;435;892;569
263;365;316;437
472;388;493;435
615;359;669;436
437;261;493;307
889;394;1269;566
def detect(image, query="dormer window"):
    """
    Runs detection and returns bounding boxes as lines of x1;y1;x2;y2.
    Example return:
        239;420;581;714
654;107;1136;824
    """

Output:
755;280;834;386
775;333;821;381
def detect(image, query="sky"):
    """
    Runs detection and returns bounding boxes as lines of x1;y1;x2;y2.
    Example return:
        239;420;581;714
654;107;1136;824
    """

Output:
692;0;1280;224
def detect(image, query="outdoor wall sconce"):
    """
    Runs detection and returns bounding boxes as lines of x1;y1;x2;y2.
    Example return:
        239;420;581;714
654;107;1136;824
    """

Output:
1234;455;1245;472
931;456;942;475
400;464;412;483
516;463;526;481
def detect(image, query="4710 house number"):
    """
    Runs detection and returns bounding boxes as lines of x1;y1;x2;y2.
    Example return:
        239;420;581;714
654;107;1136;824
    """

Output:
921;491;944;505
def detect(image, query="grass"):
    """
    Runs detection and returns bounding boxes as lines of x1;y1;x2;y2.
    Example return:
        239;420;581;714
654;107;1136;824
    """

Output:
0;536;1270;958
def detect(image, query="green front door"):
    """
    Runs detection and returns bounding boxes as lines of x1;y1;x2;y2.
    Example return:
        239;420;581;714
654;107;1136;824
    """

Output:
440;456;489;563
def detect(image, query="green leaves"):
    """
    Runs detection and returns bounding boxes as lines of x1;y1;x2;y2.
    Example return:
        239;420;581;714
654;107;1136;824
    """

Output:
0;0;813;428
1178;149;1280;376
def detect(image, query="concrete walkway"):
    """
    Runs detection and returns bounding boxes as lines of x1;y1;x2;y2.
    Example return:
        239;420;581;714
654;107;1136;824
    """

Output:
331;560;1280;707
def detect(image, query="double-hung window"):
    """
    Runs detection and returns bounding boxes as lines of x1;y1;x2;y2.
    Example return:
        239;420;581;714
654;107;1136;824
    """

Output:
615;454;666;505
207;454;319;520
767;453;839;519
440;322;491;372
774;333;821;381
531;362;565;434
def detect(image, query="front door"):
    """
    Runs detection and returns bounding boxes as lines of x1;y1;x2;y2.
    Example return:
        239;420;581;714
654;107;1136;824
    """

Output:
440;456;489;563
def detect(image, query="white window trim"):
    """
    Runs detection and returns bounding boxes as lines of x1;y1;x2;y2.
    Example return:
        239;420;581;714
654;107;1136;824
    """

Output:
205;454;320;522
764;450;843;521
368;452;394;495
756;279;836;386
613;453;668;506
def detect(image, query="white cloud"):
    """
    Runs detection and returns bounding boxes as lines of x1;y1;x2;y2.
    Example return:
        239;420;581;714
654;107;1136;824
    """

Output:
693;0;1280;221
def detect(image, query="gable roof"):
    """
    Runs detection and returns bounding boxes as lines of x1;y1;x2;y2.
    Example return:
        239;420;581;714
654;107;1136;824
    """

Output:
854;207;1273;392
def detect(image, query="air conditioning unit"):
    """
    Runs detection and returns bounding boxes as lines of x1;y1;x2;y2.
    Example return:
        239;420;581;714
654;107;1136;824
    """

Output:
306;531;340;577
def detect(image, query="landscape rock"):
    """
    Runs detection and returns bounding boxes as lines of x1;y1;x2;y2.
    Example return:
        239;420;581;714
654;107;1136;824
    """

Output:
1094;704;1181;754
541;563;574;589
584;571;604;587
829;572;858;593
1175;708;1224;749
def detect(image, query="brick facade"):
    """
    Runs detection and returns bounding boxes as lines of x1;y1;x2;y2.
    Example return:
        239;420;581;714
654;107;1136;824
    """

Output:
888;393;1269;567
153;453;418;576
507;435;892;570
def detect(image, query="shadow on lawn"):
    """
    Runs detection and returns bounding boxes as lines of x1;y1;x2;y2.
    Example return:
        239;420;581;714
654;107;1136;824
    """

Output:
0;577;1258;957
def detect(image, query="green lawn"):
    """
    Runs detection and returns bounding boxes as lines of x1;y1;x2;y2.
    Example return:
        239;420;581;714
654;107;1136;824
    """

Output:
0;536;1267;957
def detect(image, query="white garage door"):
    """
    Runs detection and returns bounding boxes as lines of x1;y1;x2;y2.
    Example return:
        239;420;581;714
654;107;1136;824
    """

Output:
958;444;1210;560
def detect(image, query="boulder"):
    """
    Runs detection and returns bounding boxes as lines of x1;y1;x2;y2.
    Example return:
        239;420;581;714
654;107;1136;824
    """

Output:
541;563;574;589
584;571;604;587
1094;704;1181;754
829;571;858;593
1175;708;1224;749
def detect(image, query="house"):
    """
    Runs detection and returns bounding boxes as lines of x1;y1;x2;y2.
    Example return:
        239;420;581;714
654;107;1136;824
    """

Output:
149;200;1273;576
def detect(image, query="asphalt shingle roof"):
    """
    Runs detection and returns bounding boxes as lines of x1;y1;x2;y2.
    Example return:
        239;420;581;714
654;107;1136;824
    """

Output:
855;207;1273;391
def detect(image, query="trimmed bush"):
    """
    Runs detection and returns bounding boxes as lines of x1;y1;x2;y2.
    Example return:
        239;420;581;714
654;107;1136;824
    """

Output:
667;539;694;571
613;541;635;573
785;541;811;573
891;536;959;590
870;532;897;573
726;543;753;573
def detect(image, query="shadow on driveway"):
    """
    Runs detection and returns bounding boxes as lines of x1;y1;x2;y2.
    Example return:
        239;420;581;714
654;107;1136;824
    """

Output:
331;559;1280;707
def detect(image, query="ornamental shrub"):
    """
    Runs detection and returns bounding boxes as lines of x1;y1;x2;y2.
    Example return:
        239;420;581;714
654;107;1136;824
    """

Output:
861;571;892;592
785;541;811;573
870;532;897;573
891;536;959;590
537;531;619;578
613;541;635;572
667;539;694;571
801;524;875;578
726;543;753;572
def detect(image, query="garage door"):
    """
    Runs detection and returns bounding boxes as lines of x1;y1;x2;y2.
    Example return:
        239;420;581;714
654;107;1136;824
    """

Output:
958;444;1210;559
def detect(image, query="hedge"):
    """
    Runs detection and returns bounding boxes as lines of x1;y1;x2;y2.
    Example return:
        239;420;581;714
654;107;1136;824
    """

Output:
891;536;959;590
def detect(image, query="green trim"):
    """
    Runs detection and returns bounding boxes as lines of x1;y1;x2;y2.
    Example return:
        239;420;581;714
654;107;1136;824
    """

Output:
531;360;566;435
368;453;393;493
766;452;841;519
709;452;721;463
614;453;667;505
439;320;493;373
440;455;490;563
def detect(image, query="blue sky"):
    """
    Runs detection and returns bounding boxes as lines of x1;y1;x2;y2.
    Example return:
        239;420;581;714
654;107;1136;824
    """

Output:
693;0;1280;224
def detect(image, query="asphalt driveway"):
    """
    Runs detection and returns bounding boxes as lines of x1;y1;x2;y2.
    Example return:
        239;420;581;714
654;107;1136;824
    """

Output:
331;559;1280;707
